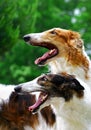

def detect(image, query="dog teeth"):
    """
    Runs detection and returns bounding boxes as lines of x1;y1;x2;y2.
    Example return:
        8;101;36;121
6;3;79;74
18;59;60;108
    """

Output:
49;49;55;55
41;96;45;101
41;95;47;101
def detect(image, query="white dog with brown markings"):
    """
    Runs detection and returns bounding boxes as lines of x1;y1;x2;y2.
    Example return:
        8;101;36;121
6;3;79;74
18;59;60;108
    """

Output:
15;73;91;130
23;28;91;86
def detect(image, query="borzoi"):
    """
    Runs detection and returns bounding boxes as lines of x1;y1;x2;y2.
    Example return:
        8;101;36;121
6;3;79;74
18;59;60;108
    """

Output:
23;28;91;86
17;73;91;130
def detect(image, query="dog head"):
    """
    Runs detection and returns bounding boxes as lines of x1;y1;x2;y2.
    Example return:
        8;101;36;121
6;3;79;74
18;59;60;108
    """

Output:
23;28;84;66
14;73;84;113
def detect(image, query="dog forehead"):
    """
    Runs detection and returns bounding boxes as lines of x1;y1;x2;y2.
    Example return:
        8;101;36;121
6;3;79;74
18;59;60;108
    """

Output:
46;28;68;33
37;74;67;86
38;74;55;81
48;28;67;31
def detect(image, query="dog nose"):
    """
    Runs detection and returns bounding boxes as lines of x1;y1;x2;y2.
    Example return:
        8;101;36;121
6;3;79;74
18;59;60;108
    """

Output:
14;85;22;92
23;35;30;42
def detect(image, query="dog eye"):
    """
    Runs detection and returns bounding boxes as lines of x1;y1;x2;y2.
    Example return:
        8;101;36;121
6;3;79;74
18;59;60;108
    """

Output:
41;76;48;81
50;30;57;35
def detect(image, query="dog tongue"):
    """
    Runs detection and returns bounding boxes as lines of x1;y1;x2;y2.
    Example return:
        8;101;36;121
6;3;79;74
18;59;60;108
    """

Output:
28;92;48;112
28;96;42;112
35;49;57;65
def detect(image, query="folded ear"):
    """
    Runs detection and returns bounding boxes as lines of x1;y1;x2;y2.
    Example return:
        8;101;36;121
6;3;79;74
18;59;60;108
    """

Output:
68;31;83;49
71;78;84;91
68;30;81;40
74;38;84;49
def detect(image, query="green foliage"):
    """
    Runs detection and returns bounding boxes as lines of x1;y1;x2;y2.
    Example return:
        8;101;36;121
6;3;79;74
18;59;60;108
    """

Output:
0;41;48;84
0;0;19;54
0;0;91;84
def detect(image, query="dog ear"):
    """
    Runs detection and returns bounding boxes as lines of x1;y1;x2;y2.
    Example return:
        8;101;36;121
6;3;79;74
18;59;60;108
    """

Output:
51;75;65;85
70;78;84;91
75;38;83;49
68;31;83;49
69;30;80;39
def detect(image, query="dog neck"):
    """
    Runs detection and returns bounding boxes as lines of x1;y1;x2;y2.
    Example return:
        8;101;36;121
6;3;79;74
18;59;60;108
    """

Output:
48;51;91;86
51;82;91;130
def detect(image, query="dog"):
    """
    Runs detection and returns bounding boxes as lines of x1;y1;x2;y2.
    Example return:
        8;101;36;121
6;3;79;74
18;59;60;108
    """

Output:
23;28;91;86
15;73;91;130
0;84;56;130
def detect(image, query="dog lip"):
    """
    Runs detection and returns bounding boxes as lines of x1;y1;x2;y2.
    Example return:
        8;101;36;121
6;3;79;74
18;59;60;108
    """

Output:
29;41;57;49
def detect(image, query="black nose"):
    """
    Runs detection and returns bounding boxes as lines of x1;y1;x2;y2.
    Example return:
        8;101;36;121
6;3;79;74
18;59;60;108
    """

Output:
14;85;22;93
23;35;30;42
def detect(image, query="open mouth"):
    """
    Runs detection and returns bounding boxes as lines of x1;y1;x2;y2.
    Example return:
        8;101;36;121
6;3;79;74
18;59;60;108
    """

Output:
28;92;48;113
29;42;58;65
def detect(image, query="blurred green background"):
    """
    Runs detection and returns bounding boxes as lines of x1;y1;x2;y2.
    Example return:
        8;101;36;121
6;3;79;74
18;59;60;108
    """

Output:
0;0;91;84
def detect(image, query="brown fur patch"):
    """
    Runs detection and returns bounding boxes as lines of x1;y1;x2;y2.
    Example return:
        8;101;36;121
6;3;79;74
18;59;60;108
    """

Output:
0;92;39;130
41;105;56;126
0;92;56;130
66;45;89;78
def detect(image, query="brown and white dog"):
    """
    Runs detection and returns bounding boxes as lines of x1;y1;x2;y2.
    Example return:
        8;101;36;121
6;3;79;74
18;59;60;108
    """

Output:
0;84;56;130
23;28;91;86
16;73;91;130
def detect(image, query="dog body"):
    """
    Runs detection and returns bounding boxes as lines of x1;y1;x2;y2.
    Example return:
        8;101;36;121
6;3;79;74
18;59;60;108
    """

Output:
0;85;56;130
23;28;91;86
18;73;91;130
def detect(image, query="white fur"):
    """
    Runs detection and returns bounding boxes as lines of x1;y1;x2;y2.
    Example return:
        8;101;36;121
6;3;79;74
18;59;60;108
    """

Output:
0;84;15;101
